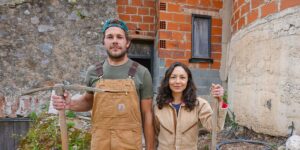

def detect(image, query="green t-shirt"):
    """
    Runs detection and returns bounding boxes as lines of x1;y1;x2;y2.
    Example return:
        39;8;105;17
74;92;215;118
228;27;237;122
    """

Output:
84;59;153;101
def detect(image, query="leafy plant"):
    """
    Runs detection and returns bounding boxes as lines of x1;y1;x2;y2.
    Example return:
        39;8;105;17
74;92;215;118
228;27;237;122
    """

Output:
76;10;86;19
18;112;91;150
223;91;228;104
66;110;76;118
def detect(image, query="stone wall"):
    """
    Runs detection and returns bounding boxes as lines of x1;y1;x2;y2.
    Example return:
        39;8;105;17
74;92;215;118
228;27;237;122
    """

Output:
228;6;300;136
0;0;117;117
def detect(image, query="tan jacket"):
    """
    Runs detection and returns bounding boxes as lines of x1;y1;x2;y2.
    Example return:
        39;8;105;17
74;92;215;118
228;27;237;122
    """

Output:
154;97;227;150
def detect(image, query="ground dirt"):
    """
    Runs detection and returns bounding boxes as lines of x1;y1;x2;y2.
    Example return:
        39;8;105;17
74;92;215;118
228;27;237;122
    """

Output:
74;115;288;150
197;126;287;150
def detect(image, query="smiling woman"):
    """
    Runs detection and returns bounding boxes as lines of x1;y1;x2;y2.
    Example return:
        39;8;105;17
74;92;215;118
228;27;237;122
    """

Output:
154;62;228;150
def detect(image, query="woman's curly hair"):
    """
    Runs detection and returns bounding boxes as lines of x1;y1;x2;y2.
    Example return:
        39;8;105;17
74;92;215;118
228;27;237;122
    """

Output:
156;62;197;111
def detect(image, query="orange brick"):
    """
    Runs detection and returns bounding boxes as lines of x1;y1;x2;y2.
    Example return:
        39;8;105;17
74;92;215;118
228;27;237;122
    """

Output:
144;0;155;7
186;15;192;23
172;32;183;40
168;3;181;12
178;41;186;50
173;14;187;23
150;8;156;16
126;6;137;14
138;8;149;15
238;17;245;30
160;31;171;39
165;59;174;67
234;9;240;22
233;1;238;11
212;18;222;26
211;61;220;69
139;23;150;31
185;33;192;41
237;0;245;8
119;14;130;21
211;52;222;60
150;24;155;31
231;17;235;25
173;51;186;59
159;50;172;58
187;0;198;5
126;23;136;30
179;24;191;31
281;0;300;10
251;0;264;9
117;0;128;5
131;15;142;22
147;31;155;37
166;40;179;49
211;27;222;35
261;1;278;18
118;6;125;13
241;3;250;16
143;16;154;23
160;12;173;21
185;42;192;50
247;9;258;24
213;1;223;9
211;36;222;43
211;44;221;52
201;0;211;7
178;59;189;66
132;0;142;6
167;22;179;30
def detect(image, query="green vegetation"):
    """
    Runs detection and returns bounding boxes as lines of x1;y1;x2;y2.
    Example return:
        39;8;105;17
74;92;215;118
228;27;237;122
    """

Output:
18;112;91;150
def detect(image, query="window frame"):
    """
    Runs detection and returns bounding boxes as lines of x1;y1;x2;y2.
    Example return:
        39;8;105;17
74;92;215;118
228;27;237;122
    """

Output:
189;14;213;63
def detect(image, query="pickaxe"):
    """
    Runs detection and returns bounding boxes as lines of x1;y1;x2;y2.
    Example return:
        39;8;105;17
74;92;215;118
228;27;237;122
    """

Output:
21;84;105;150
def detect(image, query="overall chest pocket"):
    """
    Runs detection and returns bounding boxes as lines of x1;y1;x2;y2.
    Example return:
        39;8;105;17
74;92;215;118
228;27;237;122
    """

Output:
99;93;131;118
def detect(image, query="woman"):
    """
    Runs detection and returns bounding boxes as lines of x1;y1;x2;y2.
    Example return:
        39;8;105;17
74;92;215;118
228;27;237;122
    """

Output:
154;62;228;150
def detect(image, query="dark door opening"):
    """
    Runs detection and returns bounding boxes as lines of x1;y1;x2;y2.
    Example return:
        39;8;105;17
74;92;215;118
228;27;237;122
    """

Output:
128;39;153;75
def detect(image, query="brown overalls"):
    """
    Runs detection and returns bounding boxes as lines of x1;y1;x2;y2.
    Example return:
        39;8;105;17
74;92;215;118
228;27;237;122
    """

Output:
91;62;142;150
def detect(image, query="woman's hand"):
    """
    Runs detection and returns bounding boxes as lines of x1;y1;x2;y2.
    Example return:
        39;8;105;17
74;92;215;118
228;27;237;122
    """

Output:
210;83;224;102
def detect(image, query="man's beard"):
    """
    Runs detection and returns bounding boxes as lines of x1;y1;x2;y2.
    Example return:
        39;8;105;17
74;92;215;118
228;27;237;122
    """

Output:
106;49;128;59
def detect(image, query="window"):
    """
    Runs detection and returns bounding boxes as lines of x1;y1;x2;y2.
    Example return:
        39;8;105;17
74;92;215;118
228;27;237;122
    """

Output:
189;14;213;63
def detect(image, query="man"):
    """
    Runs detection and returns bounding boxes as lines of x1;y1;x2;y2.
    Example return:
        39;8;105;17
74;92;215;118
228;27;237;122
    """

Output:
52;18;155;150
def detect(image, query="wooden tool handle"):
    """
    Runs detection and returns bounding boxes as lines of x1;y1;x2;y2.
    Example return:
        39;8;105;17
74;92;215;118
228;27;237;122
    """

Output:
211;96;218;150
54;84;68;150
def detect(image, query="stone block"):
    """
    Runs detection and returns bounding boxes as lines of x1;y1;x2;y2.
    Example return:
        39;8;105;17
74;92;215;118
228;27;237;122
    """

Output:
286;135;300;150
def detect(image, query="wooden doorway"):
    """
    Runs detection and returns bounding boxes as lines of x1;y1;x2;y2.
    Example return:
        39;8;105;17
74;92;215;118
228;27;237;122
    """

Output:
128;39;153;75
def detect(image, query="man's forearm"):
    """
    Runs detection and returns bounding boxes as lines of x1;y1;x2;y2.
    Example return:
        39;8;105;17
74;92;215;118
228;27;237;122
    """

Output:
69;93;93;112
143;112;155;150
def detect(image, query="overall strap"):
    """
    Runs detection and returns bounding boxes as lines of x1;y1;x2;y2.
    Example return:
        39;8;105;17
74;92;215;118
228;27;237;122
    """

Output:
128;61;139;77
95;60;105;77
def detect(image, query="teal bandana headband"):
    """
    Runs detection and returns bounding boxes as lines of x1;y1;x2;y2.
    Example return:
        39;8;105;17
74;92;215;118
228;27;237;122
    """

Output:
101;19;129;32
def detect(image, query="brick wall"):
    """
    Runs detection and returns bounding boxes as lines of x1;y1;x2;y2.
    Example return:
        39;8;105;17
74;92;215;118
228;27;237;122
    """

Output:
231;0;300;33
157;0;223;69
117;0;156;39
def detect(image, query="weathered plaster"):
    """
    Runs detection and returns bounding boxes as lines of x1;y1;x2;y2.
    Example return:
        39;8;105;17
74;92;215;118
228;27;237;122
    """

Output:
228;6;300;136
